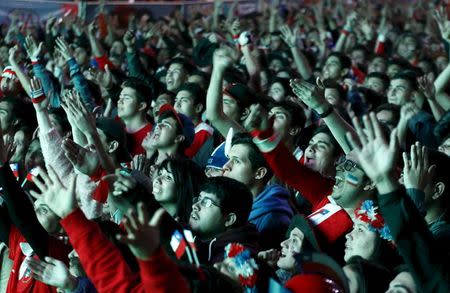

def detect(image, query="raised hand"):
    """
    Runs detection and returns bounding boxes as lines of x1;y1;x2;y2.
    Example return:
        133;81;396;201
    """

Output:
243;103;270;132
61;90;95;134
61;138;99;176
116;203;166;260
434;7;450;43
280;25;298;48
402;141;435;191
257;249;280;268
290;78;329;113
417;75;436;101
132;154;152;175
30;166;78;219
400;102;420;122
24;35;43;61
54;37;74;61
26;257;77;291
346;113;399;184
212;47;233;71
102;169;137;197
8;45;19;65
123;30;136;49
29;77;49;111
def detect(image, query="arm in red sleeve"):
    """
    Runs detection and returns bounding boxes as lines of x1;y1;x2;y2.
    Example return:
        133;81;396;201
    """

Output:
95;54;115;71
251;130;334;210
374;35;386;55
138;247;190;293
60;208;142;292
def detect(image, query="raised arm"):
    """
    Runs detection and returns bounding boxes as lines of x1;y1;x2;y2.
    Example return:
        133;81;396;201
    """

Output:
7;45;32;97
280;25;312;81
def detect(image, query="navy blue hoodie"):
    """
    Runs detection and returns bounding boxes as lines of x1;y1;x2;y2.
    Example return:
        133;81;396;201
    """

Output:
249;184;294;249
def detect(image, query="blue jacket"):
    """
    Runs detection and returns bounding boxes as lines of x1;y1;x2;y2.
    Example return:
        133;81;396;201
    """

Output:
249;184;293;249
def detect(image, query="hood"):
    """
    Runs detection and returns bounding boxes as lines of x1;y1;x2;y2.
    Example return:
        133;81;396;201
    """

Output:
249;184;293;221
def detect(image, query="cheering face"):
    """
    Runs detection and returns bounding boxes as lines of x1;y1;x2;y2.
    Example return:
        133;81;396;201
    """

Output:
268;82;286;102
166;63;188;92
344;220;377;263
322;56;344;80
148;117;180;150
222;94;241;123
269;106;293;141
303;132;336;176
189;191;226;240
152;164;177;205
277;228;304;272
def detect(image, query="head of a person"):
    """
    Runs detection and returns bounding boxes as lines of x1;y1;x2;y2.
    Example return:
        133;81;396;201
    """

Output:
152;157;205;223
386;59;410;79
331;151;375;208
375;103;400;131
323;79;348;107
417;58;438;81
188;70;208;89
350;45;369;68
270;31;283;51
223;133;273;190
435;54;449;73
364;72;390;95
438;134;450;157
143;104;194;154
387;72;418;105
205;142;228;178
343;256;392;293
150;91;175;119
174;82;206;121
96;118;132;163
344;200;399;268
0;96;21;133
110;40;126;58
303;125;342;176
10;126;32;163
269;100;305;144
396;33;419;61
420;150;450;210
322;52;351;81
25;139;45;172
268;53;289;74
277;215;320;272
368;55;388;74
385;267;417;293
34;198;60;233
222;83;256;123
268;77;291;102
165;57;192;92
189;176;253;240
118;78;151;120
0;66;20;95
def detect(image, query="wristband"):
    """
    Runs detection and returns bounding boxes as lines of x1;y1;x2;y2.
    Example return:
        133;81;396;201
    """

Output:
341;29;350;36
239;31;252;46
319;105;334;118
31;88;46;104
31;58;39;64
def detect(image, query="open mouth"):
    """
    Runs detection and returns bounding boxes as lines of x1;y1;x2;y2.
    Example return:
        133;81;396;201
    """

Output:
190;212;199;221
333;176;343;189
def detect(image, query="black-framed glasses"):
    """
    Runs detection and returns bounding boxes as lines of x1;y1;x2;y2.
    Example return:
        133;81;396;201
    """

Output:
335;156;362;172
192;196;222;209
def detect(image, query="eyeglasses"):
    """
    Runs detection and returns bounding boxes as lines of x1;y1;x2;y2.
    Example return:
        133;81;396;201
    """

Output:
335;156;362;172
192;196;222;209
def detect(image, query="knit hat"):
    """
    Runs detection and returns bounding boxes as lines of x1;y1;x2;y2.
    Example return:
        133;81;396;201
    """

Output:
287;215;321;252
223;243;259;290
223;83;257;109
286;252;349;293
206;142;227;170
96;118;132;163
2;66;18;81
354;200;394;243
158;103;195;147
193;38;219;67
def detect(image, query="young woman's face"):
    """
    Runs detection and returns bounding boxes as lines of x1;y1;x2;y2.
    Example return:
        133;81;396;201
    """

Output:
344;220;378;263
303;132;336;175
152;164;177;204
277;228;304;271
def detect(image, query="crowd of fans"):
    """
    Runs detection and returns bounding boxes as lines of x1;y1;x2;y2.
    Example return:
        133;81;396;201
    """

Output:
0;0;449;292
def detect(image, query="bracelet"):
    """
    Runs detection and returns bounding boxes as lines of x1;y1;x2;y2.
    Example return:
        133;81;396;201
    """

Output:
31;88;46;104
319;105;334;118
340;29;350;36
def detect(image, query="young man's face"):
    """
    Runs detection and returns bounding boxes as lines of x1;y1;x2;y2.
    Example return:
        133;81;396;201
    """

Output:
0;101;14;132
74;47;88;65
277;227;304;271
151;94;174;118
223;143;257;188
322;56;344;80
387;79;413;105
344;219;378;263
222;94;241;122
268;82;286;102
145;116;180;150
117;87;143;120
304;132;336;175
189;191;226;240
367;57;387;74
351;49;366;67
10;130;30;163
269;106;294;141
365;77;386;95
397;36;418;60
175;90;198;120
331;154;368;208
166;63;188;92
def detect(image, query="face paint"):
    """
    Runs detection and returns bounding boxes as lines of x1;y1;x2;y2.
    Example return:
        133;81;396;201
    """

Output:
345;173;359;186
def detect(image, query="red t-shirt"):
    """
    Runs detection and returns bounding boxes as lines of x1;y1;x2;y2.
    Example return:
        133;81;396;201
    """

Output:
185;122;214;158
127;123;152;157
7;226;71;293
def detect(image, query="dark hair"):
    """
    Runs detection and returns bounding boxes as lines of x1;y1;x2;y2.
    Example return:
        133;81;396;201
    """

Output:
327;52;351;70
200;176;253;227
157;110;190;153
374;103;401;126
366;72;390;90
428;149;450;203
231;133;273;183
345;256;392;293
157;158;206;224
177;82;206;107
391;71;418;90
311;125;343;157
167;57;195;75
269;100;306;129
323;79;347;101
357;87;386;110
48;108;71;134
121;78;153;108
